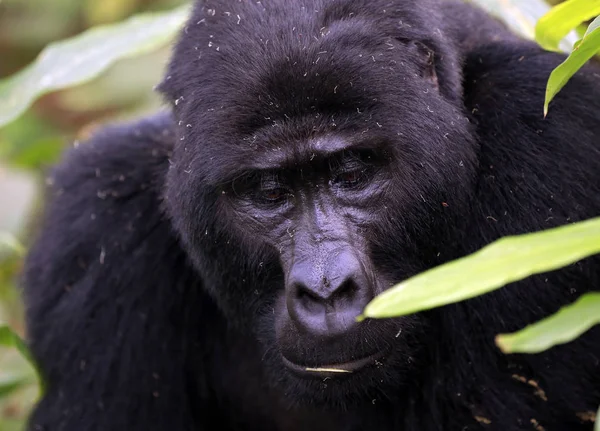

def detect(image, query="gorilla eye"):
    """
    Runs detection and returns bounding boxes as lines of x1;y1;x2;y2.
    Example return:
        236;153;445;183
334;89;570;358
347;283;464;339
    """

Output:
335;169;367;188
255;174;293;205
259;187;290;203
331;150;376;189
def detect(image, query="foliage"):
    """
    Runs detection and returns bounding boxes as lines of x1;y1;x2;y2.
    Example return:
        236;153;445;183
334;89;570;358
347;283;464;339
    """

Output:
0;234;25;258
543;15;600;115
363;1;600;425
535;0;600;51
0;0;572;130
361;217;600;324
468;0;579;51
0;0;187;427
0;324;41;390
364;0;600;359
0;5;189;128
495;293;600;354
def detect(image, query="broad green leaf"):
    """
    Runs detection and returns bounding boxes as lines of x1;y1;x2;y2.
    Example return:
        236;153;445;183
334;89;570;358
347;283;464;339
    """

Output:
535;0;600;51
468;0;579;52
0;4;190;128
596;406;599;431
496;293;600;353
360;217;600;320
544;19;600;116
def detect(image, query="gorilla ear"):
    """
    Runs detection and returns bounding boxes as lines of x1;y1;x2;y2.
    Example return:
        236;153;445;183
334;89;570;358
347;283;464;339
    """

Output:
407;40;439;90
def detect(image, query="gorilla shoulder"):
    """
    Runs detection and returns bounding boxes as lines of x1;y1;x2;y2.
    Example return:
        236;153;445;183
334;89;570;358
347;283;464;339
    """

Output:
21;112;214;430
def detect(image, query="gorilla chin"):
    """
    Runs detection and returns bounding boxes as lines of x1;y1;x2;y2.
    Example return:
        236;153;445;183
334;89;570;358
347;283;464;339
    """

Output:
270;340;419;409
269;300;422;407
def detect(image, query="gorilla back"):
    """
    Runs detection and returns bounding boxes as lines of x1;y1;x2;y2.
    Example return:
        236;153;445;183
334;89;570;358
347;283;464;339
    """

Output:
23;0;600;430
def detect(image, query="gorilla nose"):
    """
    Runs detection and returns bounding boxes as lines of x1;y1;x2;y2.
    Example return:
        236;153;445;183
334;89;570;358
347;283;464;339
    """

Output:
286;252;373;338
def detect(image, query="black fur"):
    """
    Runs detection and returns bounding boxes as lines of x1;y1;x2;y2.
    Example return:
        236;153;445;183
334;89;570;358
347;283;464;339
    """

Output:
23;0;600;430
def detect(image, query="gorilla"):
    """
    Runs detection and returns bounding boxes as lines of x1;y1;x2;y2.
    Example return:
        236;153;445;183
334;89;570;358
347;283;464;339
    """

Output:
22;0;600;430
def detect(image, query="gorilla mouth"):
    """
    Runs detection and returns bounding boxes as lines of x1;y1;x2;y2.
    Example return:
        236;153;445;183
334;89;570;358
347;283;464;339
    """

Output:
281;351;385;378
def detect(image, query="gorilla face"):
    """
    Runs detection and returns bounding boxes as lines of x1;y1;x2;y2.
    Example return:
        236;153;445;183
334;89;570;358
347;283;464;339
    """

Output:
161;0;478;406
223;135;428;404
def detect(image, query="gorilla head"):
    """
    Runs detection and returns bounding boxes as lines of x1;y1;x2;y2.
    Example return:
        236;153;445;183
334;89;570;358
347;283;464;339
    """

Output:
159;0;477;406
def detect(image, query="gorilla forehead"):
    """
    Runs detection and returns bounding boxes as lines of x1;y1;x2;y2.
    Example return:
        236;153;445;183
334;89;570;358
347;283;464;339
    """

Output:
161;0;456;184
176;0;443;64
165;0;445;96
169;1;435;113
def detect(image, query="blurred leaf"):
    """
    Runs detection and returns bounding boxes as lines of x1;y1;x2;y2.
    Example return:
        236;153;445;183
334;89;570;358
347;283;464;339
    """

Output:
584;14;600;37
0;324;45;396
0;166;39;238
0;0;82;48
535;0;600;51
496;293;600;353
544;17;600;116
0;113;65;169
360;217;600;320
85;0;142;25
468;0;579;52
0;233;25;257
0;4;190;128
58;47;171;113
0;375;28;399
0;352;40;429
7;138;65;169
0;324;33;368
596;406;599;431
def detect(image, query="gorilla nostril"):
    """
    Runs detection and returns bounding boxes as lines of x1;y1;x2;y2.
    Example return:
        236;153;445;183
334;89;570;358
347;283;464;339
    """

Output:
294;277;359;308
295;284;326;314
334;278;359;305
285;249;374;337
287;272;372;338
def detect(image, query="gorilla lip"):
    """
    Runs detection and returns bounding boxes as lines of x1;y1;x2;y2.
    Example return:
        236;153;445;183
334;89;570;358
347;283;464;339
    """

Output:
281;351;385;378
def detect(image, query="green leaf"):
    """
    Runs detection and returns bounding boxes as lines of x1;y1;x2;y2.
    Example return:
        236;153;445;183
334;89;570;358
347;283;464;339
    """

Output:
0;323;44;395
0;233;26;257
544;18;600;116
0;324;34;369
468;0;579;52
0;4;190;128
0;375;28;399
585;14;600;37
496;293;600;354
535;0;600;52
360;217;600;320
595;405;599;431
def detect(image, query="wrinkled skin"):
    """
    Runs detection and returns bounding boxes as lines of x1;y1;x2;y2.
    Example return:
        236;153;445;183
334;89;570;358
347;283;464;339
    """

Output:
22;0;600;430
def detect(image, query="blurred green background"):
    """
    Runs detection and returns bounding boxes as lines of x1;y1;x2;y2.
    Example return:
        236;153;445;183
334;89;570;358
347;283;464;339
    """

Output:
0;0;183;428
